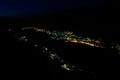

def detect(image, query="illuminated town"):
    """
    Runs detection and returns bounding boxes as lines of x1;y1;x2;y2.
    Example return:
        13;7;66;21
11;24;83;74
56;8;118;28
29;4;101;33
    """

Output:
9;26;120;56
8;26;120;79
20;27;120;50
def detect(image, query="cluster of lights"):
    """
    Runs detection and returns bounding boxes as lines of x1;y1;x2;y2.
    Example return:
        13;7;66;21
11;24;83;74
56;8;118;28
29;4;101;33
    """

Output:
17;27;120;51
41;47;75;71
25;27;106;48
18;36;28;42
8;26;120;79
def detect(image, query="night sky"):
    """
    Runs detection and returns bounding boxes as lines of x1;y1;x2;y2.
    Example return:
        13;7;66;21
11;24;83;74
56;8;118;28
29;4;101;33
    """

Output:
0;0;112;17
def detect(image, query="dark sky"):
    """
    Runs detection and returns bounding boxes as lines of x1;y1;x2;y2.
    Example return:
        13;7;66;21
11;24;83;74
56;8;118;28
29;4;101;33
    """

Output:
0;0;112;17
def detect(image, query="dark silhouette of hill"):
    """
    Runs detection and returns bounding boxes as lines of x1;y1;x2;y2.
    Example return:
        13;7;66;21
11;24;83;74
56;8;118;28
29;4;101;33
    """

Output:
0;1;119;30
1;1;120;42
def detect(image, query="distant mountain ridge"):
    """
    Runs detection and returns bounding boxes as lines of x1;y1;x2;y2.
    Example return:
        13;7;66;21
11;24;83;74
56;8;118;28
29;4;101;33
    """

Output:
0;1;120;41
